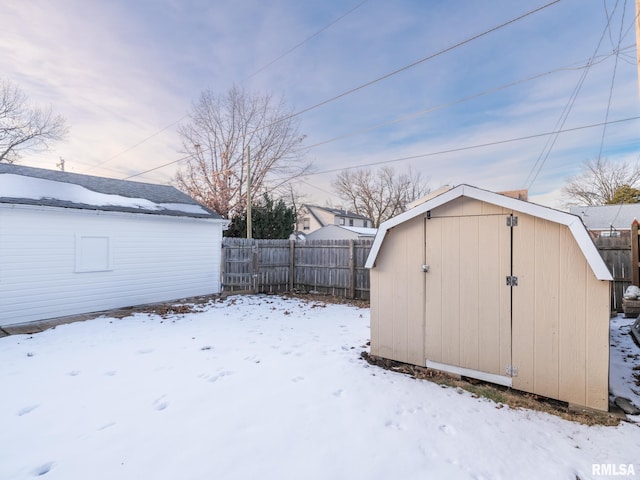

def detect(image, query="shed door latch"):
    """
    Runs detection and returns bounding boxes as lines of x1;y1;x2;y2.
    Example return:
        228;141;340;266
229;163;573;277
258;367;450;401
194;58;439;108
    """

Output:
506;276;518;287
506;216;518;227
506;365;519;377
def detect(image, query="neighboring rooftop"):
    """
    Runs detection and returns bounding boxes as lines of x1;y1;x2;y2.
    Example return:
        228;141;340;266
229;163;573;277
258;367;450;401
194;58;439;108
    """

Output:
0;163;221;219
569;204;640;231
304;204;371;221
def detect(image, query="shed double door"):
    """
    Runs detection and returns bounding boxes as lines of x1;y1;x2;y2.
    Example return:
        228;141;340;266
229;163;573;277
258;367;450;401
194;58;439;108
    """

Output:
424;213;514;386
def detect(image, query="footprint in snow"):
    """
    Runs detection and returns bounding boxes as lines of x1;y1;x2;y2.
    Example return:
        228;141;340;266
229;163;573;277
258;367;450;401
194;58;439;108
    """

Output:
439;424;456;435
97;422;116;431
333;389;344;397
384;420;406;430
291;376;304;383
67;370;80;376
153;396;168;411
209;371;233;383
17;405;39;416
33;461;55;476
137;348;154;354
104;370;117;376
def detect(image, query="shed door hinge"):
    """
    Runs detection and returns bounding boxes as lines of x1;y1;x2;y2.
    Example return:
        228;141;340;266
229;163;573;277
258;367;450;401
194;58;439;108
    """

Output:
506;276;518;287
506;365;519;377
506;216;518;227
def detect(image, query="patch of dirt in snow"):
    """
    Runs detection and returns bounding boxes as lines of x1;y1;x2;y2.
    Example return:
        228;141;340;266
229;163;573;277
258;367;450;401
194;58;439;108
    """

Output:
361;352;622;427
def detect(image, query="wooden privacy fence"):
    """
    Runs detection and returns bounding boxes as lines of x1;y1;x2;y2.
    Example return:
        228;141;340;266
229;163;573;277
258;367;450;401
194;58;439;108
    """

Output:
222;238;373;299
593;235;632;312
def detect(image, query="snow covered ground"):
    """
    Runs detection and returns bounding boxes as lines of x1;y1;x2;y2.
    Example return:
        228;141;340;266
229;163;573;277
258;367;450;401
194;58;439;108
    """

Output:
1;295;638;480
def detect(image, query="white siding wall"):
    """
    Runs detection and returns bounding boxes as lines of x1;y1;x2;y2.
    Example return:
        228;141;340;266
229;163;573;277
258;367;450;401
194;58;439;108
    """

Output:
0;205;223;326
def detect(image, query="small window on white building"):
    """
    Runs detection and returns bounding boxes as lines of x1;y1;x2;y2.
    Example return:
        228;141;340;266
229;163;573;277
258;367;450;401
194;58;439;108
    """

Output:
339;218;345;225
303;217;310;230
349;219;354;226
75;235;112;272
364;220;368;228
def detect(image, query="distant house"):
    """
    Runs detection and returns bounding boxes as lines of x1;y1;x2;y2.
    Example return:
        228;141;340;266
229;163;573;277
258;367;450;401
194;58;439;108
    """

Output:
0;164;227;328
304;224;377;241
296;205;373;234
569;204;640;237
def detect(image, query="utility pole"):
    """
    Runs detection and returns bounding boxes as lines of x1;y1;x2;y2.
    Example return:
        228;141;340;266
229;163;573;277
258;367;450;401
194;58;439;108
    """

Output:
56;157;65;171
246;146;252;239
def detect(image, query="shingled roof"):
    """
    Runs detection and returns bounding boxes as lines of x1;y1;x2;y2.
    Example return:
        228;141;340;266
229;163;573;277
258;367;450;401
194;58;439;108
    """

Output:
0;163;222;219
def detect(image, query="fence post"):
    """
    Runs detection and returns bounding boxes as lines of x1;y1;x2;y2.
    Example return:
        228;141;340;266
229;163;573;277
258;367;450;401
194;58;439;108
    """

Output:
349;240;355;299
251;240;259;293
289;239;295;292
633;220;639;287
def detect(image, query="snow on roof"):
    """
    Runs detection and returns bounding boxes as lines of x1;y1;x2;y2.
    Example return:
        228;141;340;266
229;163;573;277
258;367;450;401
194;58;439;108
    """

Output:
339;226;377;236
569;204;640;231
0;164;221;219
365;184;612;281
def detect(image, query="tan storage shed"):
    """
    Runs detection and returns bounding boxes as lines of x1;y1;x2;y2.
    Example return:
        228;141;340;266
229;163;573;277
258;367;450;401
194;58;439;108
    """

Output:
365;185;613;411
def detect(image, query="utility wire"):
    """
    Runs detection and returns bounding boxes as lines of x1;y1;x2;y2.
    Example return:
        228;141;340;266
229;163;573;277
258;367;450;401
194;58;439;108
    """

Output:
124;47;630;182
287;115;640;178
597;0;627;161
270;0;562;127
83;1;369;175
126;115;640;181
82;115;188;174
301;48;629;152
523;0;621;190
243;0;370;82
124;0;562;181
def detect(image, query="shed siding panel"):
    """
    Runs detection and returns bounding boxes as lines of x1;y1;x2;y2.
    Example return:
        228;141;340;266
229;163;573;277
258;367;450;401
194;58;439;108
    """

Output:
478;214;510;375
441;217;461;366
369;217;424;363
533;218;561;401
372;230;398;360
424;218;443;363
558;227;588;407
585;278;610;410
512;214;536;393
0;207;222;326
459;216;480;370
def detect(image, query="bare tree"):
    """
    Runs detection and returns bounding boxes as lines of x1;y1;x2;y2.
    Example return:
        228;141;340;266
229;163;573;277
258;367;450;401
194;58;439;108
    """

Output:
332;166;429;227
174;86;310;218
562;158;640;206
0;78;69;163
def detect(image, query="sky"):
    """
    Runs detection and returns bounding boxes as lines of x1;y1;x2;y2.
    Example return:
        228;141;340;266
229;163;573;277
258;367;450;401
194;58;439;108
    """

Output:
2;0;639;210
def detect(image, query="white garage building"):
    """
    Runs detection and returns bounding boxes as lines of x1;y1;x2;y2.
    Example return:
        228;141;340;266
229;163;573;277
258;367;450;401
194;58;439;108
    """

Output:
0;164;227;328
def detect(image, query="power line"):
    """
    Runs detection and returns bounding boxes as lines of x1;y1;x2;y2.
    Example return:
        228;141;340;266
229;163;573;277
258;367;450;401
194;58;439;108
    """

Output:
524;0;622;190
82;115;188;174
272;0;562;125
292;115;640;178
596;0;627;161
85;1;370;176
125;47;631;183
124;0;563;181
243;0;370;82
301;47;629;153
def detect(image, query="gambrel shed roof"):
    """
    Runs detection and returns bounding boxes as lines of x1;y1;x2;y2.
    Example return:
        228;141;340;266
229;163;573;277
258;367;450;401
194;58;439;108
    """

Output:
366;184;612;281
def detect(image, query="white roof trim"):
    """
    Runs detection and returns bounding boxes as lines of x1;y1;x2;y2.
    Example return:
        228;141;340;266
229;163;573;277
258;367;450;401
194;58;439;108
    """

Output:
365;184;612;281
